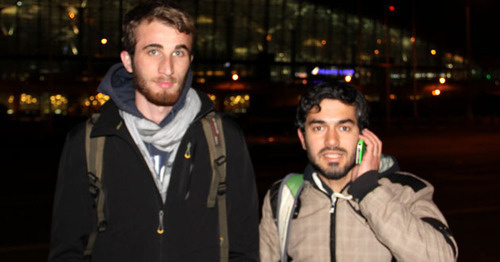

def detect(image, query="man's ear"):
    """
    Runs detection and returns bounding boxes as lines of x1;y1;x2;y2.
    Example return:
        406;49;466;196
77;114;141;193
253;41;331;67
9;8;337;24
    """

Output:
297;128;307;150
120;51;133;73
190;54;194;63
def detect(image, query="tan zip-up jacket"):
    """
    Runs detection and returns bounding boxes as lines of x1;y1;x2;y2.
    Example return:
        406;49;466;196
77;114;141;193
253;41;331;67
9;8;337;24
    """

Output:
259;168;458;261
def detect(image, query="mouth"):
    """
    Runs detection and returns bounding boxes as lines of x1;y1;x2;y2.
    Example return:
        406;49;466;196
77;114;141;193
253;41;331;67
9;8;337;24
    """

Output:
156;81;174;89
322;152;343;162
319;147;347;163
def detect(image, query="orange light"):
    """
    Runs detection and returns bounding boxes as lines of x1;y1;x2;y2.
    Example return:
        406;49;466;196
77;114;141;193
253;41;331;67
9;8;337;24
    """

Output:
389;94;396;100
321;40;327;45
411;37;416;43
344;75;352;83
232;73;239;81
430;49;437;55
100;38;108;45
68;12;76;19
266;34;272;41
374;49;380;55
432;89;441;96
439;77;446;84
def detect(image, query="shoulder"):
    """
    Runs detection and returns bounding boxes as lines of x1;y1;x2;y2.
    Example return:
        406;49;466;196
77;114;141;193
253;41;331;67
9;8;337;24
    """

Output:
379;171;433;193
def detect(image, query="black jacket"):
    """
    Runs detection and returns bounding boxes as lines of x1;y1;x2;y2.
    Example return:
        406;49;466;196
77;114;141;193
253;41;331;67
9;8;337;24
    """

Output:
49;91;259;261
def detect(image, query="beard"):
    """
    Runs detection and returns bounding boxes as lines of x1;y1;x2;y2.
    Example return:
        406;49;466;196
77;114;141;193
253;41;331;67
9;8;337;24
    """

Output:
307;146;356;180
133;71;185;107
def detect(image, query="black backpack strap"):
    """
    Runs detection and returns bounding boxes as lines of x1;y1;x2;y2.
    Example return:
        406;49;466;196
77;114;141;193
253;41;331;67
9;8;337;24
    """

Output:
84;113;107;258
200;111;228;262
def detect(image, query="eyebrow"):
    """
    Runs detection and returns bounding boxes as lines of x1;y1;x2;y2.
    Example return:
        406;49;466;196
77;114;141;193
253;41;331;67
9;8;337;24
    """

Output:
307;118;355;125
141;43;191;53
142;43;163;50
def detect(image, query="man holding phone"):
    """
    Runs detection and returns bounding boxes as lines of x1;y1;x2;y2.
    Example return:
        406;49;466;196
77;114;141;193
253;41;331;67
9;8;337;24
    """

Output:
259;82;458;261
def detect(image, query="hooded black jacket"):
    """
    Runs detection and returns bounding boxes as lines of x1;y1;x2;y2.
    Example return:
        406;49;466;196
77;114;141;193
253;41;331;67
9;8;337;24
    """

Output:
49;65;259;261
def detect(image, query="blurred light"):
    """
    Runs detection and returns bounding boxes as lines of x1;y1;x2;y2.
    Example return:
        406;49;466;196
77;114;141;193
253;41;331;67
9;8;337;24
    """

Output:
430;49;437;55
391;38;396;43
374;49;380;55
344;75;352;83
389;6;395;12
68;12;76;19
389;94;396;100
411;37;416;43
377;39;382;45
232;73;239;81
439;77;446;84
101;38;108;45
267;137;276;143
432;89;441;96
17;1;23;7
7;109;14;115
196;78;206;84
311;67;319;76
321;39;327;45
266;34;272;41
486;74;492;80
223;62;231;67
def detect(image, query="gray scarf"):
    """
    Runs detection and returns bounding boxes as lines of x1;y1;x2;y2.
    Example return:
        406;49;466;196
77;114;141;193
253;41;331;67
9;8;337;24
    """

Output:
120;88;202;202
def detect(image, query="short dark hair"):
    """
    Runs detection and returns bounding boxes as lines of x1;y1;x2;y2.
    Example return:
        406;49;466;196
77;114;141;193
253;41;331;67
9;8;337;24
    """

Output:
122;0;196;56
296;82;369;132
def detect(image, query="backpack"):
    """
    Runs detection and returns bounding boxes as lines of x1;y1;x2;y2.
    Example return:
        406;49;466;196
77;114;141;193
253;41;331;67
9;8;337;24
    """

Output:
83;111;229;262
270;173;305;262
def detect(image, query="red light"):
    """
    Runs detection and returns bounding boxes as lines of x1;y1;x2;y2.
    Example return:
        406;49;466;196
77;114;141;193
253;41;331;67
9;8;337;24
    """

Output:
389;6;395;11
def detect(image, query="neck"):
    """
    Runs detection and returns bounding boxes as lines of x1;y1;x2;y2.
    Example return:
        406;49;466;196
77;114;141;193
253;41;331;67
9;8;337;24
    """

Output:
319;170;353;193
135;91;172;124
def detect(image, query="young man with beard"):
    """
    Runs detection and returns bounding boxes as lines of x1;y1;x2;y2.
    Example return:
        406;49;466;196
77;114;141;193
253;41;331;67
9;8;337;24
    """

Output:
259;82;458;261
49;1;259;261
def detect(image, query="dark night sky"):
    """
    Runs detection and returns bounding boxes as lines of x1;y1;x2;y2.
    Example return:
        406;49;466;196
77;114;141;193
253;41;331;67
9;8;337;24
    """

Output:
315;0;500;68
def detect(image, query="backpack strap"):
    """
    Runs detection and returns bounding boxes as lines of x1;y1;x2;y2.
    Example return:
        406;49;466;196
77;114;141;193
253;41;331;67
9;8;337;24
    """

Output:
83;113;107;258
271;173;304;262
200;111;228;262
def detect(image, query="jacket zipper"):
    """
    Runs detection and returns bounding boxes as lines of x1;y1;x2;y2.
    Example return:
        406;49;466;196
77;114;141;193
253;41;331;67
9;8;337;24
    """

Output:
330;194;338;262
158;209;164;262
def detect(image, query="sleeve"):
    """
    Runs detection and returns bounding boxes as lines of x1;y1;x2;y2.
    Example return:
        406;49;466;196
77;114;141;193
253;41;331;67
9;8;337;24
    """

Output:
259;190;281;262
48;125;94;262
224;119;260;261
350;171;458;261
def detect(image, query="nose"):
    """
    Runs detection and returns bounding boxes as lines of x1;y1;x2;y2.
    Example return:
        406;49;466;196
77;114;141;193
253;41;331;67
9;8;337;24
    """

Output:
325;128;339;147
158;56;173;76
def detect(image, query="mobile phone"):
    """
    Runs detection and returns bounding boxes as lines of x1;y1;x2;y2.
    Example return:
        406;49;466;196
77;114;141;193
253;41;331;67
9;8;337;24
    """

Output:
355;139;366;164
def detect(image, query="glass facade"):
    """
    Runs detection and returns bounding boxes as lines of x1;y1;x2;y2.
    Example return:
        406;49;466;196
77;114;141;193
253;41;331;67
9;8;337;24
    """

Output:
0;0;472;117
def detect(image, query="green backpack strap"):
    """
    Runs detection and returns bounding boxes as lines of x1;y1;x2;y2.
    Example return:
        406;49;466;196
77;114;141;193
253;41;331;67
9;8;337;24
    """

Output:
200;111;228;262
274;173;304;262
83;113;107;258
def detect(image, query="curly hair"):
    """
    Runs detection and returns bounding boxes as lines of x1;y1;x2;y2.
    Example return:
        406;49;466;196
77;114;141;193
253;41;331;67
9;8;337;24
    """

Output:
122;0;196;57
296;81;369;132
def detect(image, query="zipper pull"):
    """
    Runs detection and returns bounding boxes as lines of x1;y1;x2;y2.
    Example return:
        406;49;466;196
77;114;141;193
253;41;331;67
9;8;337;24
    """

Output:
330;194;337;214
184;142;192;159
157;210;164;234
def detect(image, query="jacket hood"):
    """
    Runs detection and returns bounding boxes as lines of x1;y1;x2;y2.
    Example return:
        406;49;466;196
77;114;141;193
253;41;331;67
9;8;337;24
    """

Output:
97;63;194;126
